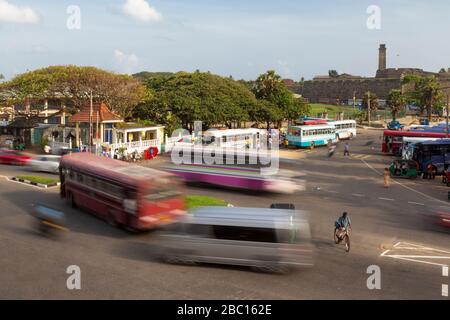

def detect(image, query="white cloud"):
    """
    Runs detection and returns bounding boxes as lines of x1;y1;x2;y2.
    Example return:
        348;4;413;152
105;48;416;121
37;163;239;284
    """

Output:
122;0;161;22
114;49;139;74
0;0;39;24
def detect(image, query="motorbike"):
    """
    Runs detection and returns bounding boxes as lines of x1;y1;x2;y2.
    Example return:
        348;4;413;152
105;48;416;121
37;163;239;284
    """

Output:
31;205;68;237
334;227;350;252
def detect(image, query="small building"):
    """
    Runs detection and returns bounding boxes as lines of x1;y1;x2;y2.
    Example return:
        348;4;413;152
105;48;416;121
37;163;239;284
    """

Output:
69;102;123;147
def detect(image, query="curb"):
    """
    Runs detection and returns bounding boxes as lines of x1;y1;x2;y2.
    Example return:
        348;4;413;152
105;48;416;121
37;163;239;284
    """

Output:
11;177;60;189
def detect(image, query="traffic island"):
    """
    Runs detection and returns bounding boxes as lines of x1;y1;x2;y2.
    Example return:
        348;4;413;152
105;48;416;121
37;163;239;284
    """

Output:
186;195;229;209
11;175;60;189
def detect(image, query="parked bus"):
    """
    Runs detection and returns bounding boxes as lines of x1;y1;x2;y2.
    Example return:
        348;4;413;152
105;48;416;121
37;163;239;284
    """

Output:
287;124;336;148
60;153;186;231
404;139;450;175
382;130;447;156
329;120;357;140
202;128;266;148
401;137;441;158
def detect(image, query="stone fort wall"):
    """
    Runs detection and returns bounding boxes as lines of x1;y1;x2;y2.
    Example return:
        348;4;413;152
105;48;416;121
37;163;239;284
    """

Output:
290;76;450;104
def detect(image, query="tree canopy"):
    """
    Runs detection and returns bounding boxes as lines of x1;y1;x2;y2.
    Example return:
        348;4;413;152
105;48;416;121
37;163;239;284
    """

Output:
0;66;149;119
251;70;310;127
402;75;444;120
386;89;406;120
133;71;258;132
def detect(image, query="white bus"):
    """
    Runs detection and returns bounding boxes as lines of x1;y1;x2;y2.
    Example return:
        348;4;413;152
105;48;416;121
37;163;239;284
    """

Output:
287;124;336;148
330;120;357;140
202;128;266;148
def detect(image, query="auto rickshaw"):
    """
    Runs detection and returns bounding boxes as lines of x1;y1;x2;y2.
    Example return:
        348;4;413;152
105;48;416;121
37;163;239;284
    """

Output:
389;160;418;179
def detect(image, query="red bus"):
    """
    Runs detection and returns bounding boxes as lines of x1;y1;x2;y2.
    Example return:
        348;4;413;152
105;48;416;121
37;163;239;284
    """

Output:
60;153;186;231
382;130;447;155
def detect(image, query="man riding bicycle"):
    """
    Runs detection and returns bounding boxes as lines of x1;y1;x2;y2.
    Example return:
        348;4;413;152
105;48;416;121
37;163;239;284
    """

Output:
335;212;352;233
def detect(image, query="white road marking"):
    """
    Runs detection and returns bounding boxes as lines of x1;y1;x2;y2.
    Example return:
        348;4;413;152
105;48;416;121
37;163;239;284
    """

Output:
443;284;449;297
352;193;365;197
381;241;450;268
378;197;394;201
408;201;425;206
361;159;448;205
442;266;448;277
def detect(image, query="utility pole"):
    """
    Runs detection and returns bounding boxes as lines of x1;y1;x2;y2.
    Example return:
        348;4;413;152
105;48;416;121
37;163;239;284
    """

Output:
89;90;93;149
353;91;356;111
367;92;371;127
446;93;449;138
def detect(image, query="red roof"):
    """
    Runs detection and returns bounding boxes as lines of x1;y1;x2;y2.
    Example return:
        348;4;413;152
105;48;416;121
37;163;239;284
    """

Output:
69;102;123;123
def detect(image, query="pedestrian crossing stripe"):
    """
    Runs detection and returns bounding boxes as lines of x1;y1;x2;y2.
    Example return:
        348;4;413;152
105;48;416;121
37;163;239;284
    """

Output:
352;154;372;159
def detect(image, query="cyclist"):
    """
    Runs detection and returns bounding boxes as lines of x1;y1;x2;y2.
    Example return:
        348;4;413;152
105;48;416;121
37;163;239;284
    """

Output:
335;212;352;233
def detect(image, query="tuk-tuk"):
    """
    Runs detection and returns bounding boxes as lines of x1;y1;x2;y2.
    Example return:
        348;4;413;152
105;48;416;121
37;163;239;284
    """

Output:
387;120;404;130
389;160;418;179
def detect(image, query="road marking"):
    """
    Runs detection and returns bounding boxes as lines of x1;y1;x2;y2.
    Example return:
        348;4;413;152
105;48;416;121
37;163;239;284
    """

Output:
381;241;450;268
408;201;425;206
327;190;340;194
352;193;365;197
378;197;394;201
361;159;449;205
443;266;449;297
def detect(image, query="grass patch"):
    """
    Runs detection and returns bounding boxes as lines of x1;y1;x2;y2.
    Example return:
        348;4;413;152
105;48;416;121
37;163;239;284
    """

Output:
16;175;59;185
186;195;228;209
309;104;359;119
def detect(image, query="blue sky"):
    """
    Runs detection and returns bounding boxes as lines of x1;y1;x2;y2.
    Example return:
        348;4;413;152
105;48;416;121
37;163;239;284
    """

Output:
0;0;450;80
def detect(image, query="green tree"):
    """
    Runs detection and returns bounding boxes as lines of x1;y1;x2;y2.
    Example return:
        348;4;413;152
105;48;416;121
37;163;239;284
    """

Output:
0;74;4;81
252;70;309;126
362;91;378;120
386;89;406;121
0;66;148;119
402;75;444;121
328;70;339;78
248;100;283;129
134;72;257;132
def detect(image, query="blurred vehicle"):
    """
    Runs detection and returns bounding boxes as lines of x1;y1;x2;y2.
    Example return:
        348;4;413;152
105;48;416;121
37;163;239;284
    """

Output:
166;164;305;194
443;168;450;186
270;203;295;210
389;160;418;179
156;206;314;273
31;204;68;236
28;155;61;173
427;208;450;229
387;120;404;131
59;153;186;231
0;149;31;165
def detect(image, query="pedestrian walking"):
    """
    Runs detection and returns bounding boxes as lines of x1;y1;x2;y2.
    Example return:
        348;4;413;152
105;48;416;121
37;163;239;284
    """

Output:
427;163;435;180
383;167;390;188
344;143;350;156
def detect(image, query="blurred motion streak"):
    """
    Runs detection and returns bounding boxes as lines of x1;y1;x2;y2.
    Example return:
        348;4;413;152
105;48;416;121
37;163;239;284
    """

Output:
59;153;186;231
155;206;314;273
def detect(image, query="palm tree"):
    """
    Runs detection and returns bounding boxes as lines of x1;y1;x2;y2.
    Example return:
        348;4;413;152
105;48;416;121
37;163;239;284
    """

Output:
387;89;406;121
402;75;443;121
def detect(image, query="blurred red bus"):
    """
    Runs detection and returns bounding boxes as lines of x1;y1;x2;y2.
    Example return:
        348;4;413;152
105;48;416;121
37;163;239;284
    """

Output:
382;130;447;155
60;153;186;231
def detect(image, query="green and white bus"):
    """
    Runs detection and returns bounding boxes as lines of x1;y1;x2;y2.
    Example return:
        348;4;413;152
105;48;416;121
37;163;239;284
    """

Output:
287;124;337;148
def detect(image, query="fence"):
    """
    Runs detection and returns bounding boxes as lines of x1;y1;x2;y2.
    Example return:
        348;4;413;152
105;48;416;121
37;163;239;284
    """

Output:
165;134;194;153
109;138;161;158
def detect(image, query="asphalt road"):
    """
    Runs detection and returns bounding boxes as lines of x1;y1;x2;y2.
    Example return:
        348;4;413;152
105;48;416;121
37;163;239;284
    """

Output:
0;129;449;299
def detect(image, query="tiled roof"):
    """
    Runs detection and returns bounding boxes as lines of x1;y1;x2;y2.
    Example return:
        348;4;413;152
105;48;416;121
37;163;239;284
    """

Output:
69;102;123;123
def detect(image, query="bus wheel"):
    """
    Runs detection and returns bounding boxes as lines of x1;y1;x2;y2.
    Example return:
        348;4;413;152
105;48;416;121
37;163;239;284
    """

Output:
106;210;119;228
67;193;77;208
